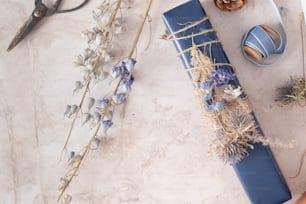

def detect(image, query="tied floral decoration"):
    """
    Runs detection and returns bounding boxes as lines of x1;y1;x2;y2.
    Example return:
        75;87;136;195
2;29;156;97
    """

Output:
189;42;294;164
57;0;153;203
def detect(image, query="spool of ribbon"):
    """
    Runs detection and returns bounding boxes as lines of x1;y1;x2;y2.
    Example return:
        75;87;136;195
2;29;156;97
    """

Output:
241;3;288;66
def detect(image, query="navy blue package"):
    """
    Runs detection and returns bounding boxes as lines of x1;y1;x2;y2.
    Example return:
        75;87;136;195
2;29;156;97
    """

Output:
162;0;291;203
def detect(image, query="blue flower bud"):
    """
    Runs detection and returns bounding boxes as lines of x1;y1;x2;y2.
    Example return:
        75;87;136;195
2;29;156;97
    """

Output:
124;58;136;73
111;66;123;78
97;98;109;109
101;120;113;133
112;93;126;105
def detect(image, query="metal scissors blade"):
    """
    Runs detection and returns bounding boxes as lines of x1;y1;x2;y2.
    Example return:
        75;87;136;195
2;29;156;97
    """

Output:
7;3;48;51
7;0;89;52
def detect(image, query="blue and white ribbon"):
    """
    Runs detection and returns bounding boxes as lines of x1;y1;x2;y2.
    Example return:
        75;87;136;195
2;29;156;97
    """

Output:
241;2;288;66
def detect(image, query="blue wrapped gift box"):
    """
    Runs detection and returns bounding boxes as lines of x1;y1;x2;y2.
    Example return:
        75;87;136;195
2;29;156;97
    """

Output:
163;0;292;203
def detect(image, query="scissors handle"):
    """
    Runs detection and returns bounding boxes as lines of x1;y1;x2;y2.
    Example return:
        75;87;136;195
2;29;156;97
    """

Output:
56;0;90;13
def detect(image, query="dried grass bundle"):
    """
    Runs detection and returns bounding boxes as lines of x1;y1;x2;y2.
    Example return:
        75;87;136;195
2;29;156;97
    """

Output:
275;77;306;107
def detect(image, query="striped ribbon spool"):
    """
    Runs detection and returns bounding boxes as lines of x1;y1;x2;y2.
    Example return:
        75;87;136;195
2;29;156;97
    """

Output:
241;2;288;66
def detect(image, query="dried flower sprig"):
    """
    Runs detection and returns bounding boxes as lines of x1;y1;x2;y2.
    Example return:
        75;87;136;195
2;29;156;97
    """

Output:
275;77;306;107
57;0;152;202
61;0;123;157
189;43;293;164
276;13;306;107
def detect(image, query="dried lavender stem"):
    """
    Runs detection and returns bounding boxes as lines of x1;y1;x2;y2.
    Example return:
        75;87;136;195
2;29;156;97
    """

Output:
57;123;101;202
61;0;123;157
107;0;122;27
128;0;153;58
58;1;153;200
61;80;91;157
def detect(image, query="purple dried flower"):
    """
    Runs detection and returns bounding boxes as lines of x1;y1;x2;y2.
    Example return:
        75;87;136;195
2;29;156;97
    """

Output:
111;66;123;78
122;58;136;73
201;79;214;101
205;99;227;114
97;98;109;109
201;79;214;90
211;70;234;87
92;27;100;33
101;120;113;133
119;75;135;93
112;93;126;105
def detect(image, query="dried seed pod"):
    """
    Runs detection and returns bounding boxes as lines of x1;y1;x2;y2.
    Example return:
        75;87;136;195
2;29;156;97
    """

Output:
64;105;72;118
70;105;79;116
67;151;75;163
87;97;95;111
91;138;101;149
82;113;92;126
58;177;69;191
61;194;72;204
74;55;84;66
101;120;113;133
81;69;91;82
73;81;84;95
92;111;102;125
68;154;82;166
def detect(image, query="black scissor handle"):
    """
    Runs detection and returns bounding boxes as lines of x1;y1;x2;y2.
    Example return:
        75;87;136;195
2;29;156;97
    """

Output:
34;0;89;16
56;0;90;13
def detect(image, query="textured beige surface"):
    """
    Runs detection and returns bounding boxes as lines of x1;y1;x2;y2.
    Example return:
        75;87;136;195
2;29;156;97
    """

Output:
0;0;305;203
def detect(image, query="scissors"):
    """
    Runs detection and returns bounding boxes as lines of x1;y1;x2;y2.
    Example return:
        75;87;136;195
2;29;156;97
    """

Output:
7;0;89;51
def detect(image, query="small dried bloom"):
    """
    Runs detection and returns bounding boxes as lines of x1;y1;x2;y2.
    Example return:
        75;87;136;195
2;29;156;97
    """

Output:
81;69;91;82
111;66;123;79
92;111;102;126
112;93;126;105
91;138;101;149
201;80;214;101
64;105;72;117
205;100;227;114
67;151;75;163
73;81;84;95
68;154;82;166
96;98;109;110
64;105;78;118
85;57;98;70
89;71;99;80
70;105;78;115
87;97;95;111
61;194;72;204
83;48;96;60
210;69;235;87
74;55;84;66
95;32;108;47
123;58;136;73
224;85;242;99
103;110;113;121
101;120;113;133
58;177;69;191
82;113;92;126
82;30;96;44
